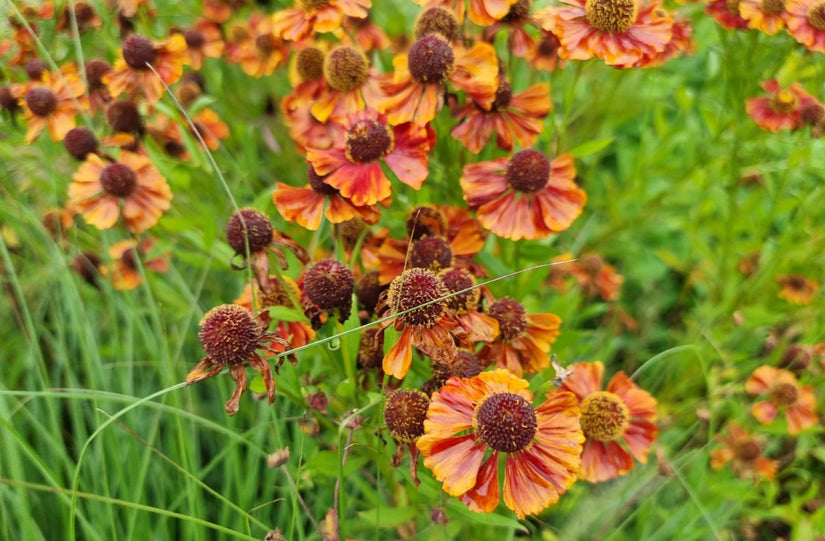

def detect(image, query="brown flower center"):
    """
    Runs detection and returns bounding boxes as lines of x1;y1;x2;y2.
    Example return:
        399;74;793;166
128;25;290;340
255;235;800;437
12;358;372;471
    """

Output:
487;298;527;340
770;89;797;114
307;165;338;195
387;268;448;327
324;46;368;91
255;34;277;57
502;0;531;22
492;78;513;110
537;33;561;58
808;1;825;29
183;29;205;49
64;128;98;160
475;393;537;453
407;206;446;239
407;34;455;84
100;163;138;197
198;304;263;366
438;267;479;314
732;438;761;462
296;47;325;82
800;101;825;126
225;208;273;256
584;0;639;34
122;34;157;69
579;391;630;442
414;7;460;42
506;149;551;193
768;381;799;406
304;259;355;315
85;59;112;90
411;236;453;272
120;246;139;270
345;119;394;163
106;100;143;133
24;87;57;116
384;389;430;442
761;0;786;15
299;0;330;9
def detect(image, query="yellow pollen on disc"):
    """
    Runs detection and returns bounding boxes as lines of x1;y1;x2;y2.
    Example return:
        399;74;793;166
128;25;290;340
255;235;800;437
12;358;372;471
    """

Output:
579;391;630;442
770;89;797;114
808;1;825;30
760;0;786;15
584;0;639;34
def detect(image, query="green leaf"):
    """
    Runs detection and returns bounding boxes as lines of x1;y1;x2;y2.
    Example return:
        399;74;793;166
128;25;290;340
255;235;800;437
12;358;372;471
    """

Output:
266;305;308;323
568;138;613;158
445;500;528;533
355;506;418;528
305;451;366;478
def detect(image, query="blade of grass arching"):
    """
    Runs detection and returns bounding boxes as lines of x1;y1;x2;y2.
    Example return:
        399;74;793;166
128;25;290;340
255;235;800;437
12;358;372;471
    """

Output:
0;478;262;540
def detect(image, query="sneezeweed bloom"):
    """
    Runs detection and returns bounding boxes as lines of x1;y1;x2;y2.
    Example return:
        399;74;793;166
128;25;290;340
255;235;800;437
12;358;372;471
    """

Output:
85;59;112;113
776;273;819;304
423;349;484;395
552;361;658;482
306;109;432;206
460;149;586;241
68;151;172;233
303;258;355;322
271;0;371;42
739;0;788;34
451;78;550;154
570;253;624;301
312;45;383;123
177;19;224;70
187;304;290;416
530;29;565;71
482;0;538;57
786;0;825;51
706;0;751;29
413;0;520;25
106;238;169;290
418;369;583;518
478;297;561;376
439;267;500;344
225;13;285;78
384;389;430;486
56;2;102;34
14;67;87;143
538;0;674;69
342;13;392;52
710;423;779;481
746;80;818;132
379;34;499;126
378;268;459;379
63;127;100;161
234;275;316;350
745;365;818;434
105;33;187;104
273;165;382;231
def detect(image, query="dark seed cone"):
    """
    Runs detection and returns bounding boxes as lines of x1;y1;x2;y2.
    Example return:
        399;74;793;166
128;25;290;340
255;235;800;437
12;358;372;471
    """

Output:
226;208;273;258
304;259;355;322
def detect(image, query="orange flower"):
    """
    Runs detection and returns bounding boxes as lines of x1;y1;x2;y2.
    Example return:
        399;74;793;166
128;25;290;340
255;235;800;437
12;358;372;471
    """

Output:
14;68;87;143
776;274;819;304
234;275;316;350
786;0;825;52
417;369;583;518
272;0;372;42
68;152;172;233
379;35;499;126
745;365;818;434
306;109;432;206
340;14;391;52
710;422;778;481
460;149;586;241
413;0;519;25
84;59;113;113
739;0;788;34
202;0;244;23
552;361;658;482
705;0;751;29
538;0;674;69
273;165;383;231
225;13;286;78
746;79;817;132
451;78;550;154
311;46;384;123
377;268;460;379
439;267;500;345
187;304;290;416
105;33;188;105
570;253;624;301
481;0;538;57
529;29;566;72
177;19;224;70
106;238;168;290
478;297;561;376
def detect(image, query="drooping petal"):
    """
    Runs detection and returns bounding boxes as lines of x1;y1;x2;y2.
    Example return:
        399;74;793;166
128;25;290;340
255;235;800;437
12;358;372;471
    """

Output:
417;433;487;496
460;453;500;513
383;326;414;379
578;438;633;482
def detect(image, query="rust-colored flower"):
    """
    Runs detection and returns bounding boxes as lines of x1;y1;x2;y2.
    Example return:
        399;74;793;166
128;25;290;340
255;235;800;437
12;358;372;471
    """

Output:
482;0;538;57
68;151;172;233
417;369;583;518
776;273;819;304
551;361;658;482
786;0;825;52
439;267;499;345
187;304;290;416
303;258;355;322
379;35;499;126
452;78;550;154
178;19;224;70
105;238;169;290
746;80;818;132
385;389;431;486
710;422;778;481
706;0;751;29
311;45;384;123
538;0;674;69
378;268;460;379
570;253;624;301
740;0;788;34
225;13;286;78
234;275;316;350
529;29;565;72
14;68;87;143
306;109;432;206
272;0;372;42
105;33;188;104
478;297;560;376
341;14;391;52
461;149;586;241
745;365;818;434
413;0;520;25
